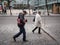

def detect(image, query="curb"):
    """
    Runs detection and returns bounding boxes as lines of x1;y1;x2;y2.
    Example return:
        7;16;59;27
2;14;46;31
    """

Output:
42;27;59;45
0;15;60;17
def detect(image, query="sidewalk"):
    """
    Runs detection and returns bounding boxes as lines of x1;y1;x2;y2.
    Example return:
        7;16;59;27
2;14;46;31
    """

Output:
0;16;60;45
42;17;60;45
0;9;60;17
0;24;57;45
0;13;60;17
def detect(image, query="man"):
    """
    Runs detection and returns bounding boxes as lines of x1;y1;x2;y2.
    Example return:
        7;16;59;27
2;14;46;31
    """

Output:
13;11;28;42
32;11;42;34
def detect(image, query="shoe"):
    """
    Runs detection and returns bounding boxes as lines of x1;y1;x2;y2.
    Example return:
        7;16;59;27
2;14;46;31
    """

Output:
23;40;28;42
38;33;41;34
13;37;16;42
32;31;34;33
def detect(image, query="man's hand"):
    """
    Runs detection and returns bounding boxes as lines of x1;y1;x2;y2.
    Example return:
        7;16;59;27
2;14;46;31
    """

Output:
24;19;27;22
25;19;27;22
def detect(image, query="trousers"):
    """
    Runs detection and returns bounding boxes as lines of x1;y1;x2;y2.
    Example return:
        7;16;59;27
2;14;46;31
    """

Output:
32;27;41;33
14;24;26;41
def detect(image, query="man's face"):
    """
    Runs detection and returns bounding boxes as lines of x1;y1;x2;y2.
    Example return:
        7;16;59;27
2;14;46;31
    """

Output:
38;12;41;15
23;11;27;16
23;13;26;16
33;12;36;15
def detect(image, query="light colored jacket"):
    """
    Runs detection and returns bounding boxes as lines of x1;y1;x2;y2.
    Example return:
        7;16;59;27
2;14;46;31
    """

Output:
35;13;42;27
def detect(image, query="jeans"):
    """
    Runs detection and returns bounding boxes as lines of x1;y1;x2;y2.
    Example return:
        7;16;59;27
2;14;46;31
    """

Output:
32;27;41;33
14;24;26;41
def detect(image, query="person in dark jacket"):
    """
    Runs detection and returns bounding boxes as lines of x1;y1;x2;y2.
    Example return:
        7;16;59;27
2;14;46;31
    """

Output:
13;11;28;42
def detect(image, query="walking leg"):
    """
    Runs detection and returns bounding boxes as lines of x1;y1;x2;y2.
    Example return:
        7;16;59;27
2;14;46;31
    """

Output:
13;28;23;41
32;27;38;33
38;27;41;34
23;27;26;41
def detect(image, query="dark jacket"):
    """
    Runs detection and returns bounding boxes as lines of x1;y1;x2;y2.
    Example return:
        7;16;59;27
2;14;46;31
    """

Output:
18;13;25;27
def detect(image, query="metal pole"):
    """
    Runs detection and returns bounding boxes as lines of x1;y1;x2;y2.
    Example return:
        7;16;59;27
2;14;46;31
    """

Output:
38;0;39;11
44;0;48;27
57;0;59;13
45;0;49;16
22;1;24;10
10;1;12;15
8;0;12;15
27;0;30;15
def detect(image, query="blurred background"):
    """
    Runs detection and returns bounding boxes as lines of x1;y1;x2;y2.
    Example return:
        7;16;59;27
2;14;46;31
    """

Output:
0;0;60;15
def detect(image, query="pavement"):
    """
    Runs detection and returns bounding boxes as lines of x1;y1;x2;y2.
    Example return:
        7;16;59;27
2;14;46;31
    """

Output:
0;9;60;17
0;24;58;45
43;16;60;44
0;13;60;45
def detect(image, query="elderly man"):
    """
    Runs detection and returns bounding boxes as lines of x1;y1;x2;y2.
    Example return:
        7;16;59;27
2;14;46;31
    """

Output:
32;11;42;34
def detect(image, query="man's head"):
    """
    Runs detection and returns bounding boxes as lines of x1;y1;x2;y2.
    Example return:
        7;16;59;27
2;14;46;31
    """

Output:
33;11;37;15
38;11;41;15
23;11;27;15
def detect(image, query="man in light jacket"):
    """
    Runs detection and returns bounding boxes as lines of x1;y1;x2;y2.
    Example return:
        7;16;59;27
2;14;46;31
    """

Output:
32;11;42;34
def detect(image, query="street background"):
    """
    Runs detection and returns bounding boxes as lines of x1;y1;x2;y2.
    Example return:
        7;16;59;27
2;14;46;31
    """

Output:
0;0;60;45
0;13;60;45
0;9;60;16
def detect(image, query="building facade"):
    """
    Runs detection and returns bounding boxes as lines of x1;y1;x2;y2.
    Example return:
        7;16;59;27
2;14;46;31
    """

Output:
1;0;60;14
30;0;60;14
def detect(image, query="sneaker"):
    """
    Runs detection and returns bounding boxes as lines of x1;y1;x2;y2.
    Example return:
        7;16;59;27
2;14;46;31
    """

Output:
32;31;34;33
13;37;16;42
38;33;41;34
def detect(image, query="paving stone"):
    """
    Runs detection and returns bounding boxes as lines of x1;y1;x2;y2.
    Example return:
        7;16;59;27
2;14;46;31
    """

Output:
0;24;57;45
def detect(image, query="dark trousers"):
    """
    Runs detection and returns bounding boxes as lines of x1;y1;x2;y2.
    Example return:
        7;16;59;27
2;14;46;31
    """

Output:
32;27;41;33
2;9;6;13
14;24;26;41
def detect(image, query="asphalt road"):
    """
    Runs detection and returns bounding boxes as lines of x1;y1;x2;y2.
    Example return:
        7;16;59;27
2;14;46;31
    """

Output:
0;16;60;45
